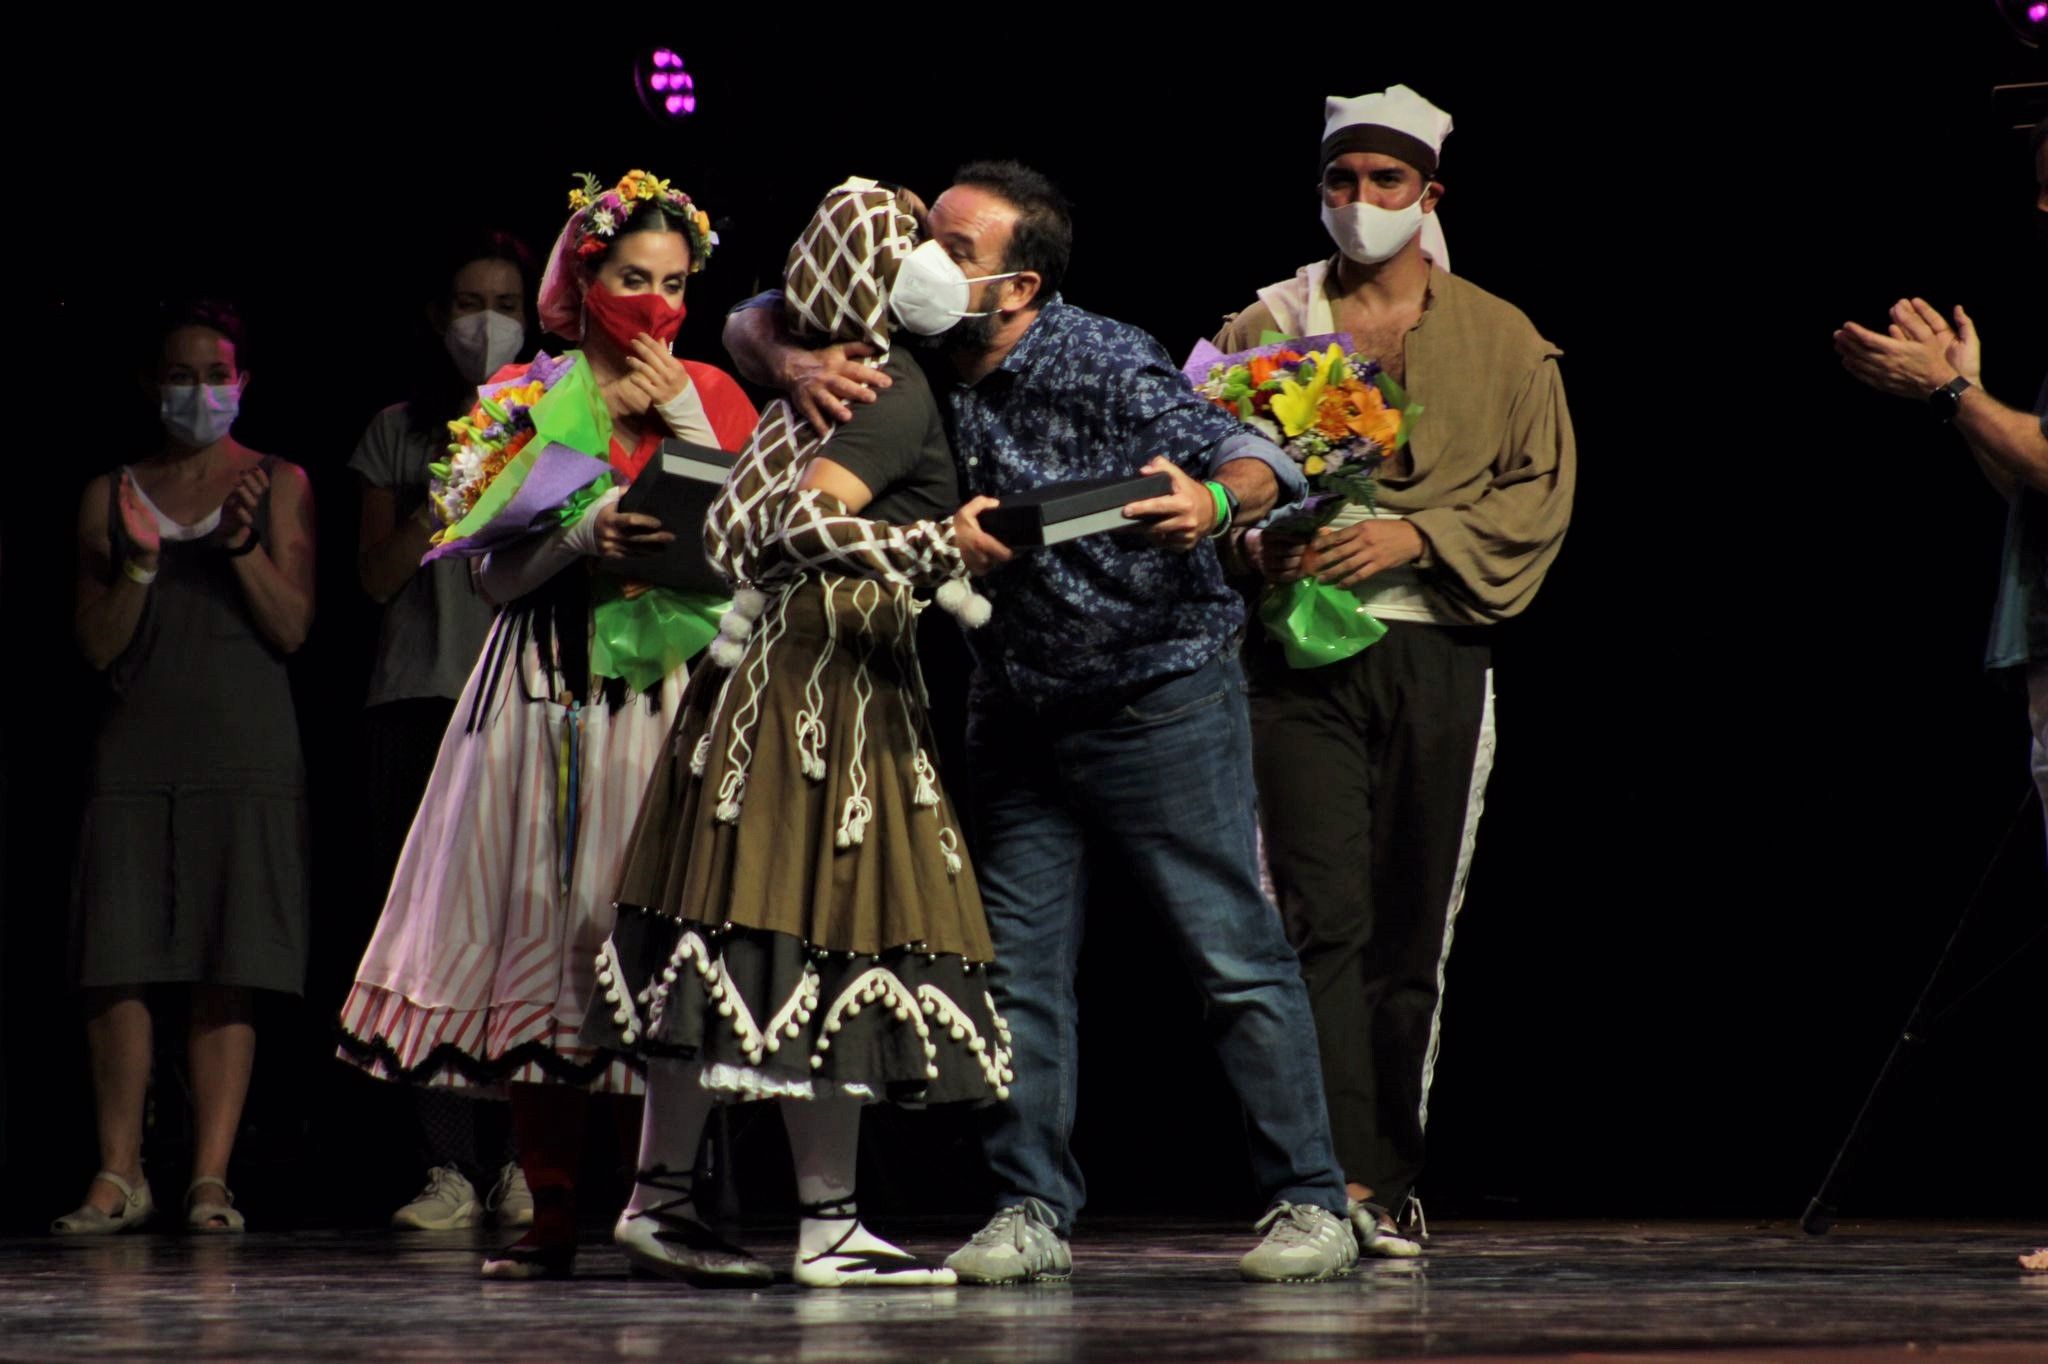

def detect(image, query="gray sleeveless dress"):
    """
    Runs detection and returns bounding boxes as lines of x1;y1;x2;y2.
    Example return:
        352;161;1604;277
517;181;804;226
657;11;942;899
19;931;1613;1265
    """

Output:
70;460;310;994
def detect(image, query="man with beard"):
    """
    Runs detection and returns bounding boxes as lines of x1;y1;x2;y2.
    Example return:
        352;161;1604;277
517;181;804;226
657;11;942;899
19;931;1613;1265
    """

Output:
726;161;1358;1284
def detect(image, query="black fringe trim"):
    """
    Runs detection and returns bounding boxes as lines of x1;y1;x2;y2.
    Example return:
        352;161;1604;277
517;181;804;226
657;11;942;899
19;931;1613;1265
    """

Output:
333;1022;641;1090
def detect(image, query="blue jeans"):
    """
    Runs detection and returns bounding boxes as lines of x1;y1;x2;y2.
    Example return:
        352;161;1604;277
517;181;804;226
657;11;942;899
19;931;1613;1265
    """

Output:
966;653;1347;1236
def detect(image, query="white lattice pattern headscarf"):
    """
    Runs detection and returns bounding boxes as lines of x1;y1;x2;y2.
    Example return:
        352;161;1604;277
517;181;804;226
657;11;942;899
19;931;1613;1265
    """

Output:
781;177;920;352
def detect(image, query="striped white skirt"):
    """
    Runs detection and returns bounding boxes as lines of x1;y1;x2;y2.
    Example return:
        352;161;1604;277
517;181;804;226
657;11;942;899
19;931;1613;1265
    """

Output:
338;611;683;1095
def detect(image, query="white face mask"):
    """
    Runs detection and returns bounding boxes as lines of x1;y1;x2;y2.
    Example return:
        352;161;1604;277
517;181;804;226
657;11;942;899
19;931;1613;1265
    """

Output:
1321;197;1428;266
444;310;526;384
888;239;1019;336
160;382;240;448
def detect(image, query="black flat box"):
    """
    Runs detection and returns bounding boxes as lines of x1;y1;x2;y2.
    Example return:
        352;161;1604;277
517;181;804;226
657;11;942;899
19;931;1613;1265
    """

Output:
979;472;1172;548
604;439;735;594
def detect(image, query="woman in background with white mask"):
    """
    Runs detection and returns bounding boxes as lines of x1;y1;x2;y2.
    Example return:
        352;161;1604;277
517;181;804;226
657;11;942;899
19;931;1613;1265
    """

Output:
59;300;317;1235
348;231;538;1235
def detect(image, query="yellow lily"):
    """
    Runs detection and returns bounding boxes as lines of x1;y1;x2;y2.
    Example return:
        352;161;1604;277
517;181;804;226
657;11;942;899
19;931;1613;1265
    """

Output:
1268;344;1347;438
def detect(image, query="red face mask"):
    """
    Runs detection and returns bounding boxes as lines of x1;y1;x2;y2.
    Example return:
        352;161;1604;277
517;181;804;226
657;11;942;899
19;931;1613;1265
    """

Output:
583;280;687;351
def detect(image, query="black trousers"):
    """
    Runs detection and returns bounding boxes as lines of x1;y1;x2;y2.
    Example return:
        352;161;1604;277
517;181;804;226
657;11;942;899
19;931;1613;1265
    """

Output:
1247;620;1494;1212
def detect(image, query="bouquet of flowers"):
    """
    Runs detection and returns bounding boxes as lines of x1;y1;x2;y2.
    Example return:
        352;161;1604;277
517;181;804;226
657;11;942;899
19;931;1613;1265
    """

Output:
422;349;725;693
422;351;615;563
1182;332;1422;667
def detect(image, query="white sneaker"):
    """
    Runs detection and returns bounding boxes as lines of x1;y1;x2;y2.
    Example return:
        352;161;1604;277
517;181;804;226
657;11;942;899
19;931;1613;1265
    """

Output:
944;1199;1073;1284
1239;1202;1358;1282
391;1165;481;1230
486;1162;533;1228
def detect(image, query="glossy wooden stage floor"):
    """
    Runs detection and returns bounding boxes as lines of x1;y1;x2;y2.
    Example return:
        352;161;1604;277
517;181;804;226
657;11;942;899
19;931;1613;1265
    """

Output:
3;1220;2044;1361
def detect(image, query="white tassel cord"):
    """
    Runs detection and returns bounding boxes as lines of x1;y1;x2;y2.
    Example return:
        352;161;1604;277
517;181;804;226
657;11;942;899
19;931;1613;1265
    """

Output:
793;577;839;782
714;577;798;823
884;586;963;876
833;581;879;848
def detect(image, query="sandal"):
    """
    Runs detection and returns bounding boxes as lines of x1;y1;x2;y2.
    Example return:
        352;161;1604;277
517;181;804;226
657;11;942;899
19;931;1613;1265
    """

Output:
186;1176;246;1234
52;1170;155;1236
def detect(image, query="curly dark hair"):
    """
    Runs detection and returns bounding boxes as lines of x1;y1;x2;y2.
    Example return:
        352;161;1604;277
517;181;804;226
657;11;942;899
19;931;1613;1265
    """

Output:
951;160;1074;303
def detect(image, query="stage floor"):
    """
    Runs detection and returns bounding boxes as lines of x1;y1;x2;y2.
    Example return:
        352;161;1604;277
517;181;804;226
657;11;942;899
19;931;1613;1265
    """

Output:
3;1220;2043;1361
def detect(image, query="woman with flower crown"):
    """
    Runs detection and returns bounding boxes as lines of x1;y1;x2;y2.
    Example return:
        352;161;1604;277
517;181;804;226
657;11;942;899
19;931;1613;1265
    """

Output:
584;178;1011;1289
336;170;756;1278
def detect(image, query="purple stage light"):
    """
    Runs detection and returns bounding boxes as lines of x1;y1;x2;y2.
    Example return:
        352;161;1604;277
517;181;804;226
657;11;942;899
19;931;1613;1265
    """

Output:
635;48;698;120
1993;0;2045;43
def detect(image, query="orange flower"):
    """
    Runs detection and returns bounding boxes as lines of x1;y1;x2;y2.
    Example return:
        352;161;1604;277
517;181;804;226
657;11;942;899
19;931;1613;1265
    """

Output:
1313;383;1404;447
1248;355;1279;387
1348;388;1403;447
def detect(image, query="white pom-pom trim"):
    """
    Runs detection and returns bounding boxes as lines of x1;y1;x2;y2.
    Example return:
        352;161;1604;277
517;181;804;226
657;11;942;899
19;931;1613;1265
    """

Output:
732;585;770;619
934;576;993;629
708;637;745;669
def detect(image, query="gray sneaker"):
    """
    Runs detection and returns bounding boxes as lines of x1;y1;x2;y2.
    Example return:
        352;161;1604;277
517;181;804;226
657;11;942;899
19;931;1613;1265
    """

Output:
1239;1202;1359;1282
391;1165;481;1231
944;1199;1072;1284
487;1162;534;1229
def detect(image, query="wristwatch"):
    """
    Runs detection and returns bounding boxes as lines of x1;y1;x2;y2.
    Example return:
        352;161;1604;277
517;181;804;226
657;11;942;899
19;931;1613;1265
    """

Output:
1928;375;1973;423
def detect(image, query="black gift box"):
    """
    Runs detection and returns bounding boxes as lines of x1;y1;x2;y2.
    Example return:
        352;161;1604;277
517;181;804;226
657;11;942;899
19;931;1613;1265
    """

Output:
978;472;1173;548
602;439;735;594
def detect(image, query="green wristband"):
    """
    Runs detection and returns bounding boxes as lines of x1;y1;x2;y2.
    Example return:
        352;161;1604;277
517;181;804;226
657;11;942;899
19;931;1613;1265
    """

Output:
1204;481;1232;538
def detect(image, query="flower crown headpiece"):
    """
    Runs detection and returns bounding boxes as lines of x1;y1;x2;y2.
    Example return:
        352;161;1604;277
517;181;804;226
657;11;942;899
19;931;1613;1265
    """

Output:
566;170;716;272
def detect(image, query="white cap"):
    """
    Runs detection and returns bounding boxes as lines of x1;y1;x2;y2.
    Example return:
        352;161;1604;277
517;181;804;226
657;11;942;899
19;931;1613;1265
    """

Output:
1320;85;1454;177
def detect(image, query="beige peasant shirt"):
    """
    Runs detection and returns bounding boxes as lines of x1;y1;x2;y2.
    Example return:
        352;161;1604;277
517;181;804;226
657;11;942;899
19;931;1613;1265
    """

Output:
1216;260;1575;624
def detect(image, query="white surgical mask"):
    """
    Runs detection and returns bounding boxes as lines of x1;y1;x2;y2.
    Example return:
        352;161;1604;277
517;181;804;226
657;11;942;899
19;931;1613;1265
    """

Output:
888;239;1018;336
444;310;526;383
160;382;240;449
1321;197;1428;266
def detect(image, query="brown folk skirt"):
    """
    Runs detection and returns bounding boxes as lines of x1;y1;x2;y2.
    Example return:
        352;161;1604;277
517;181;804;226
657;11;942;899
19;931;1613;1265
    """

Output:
586;572;1010;1104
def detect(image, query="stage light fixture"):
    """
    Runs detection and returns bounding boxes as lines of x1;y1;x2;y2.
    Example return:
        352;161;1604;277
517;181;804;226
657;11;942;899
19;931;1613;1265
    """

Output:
1992;0;2044;45
635;47;698;120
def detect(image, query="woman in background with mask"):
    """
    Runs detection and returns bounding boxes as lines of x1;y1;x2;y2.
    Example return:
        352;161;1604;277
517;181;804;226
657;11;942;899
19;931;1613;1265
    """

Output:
58;300;317;1235
336;171;756;1279
350;230;538;1236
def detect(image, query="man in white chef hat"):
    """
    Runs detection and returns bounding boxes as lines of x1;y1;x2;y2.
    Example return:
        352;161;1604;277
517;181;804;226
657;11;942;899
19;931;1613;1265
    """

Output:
1218;85;1578;1259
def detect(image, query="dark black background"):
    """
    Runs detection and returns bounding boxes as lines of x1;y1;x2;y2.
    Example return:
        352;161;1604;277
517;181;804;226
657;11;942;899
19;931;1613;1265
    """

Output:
3;9;2043;1233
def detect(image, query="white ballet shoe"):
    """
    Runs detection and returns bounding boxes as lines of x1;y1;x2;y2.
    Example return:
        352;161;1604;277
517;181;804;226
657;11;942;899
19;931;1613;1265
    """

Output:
794;1197;956;1289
